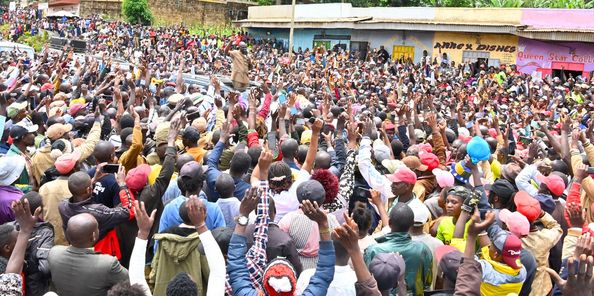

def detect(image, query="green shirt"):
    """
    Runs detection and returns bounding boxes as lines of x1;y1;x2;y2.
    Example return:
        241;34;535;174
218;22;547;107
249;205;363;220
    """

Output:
364;232;433;296
436;216;471;245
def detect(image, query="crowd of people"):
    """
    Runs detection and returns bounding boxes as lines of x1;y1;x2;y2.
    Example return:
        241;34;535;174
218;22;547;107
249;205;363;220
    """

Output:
0;7;594;296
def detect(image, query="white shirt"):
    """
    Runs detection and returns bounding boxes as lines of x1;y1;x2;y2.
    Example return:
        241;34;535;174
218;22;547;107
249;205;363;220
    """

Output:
271;169;310;223
296;265;357;296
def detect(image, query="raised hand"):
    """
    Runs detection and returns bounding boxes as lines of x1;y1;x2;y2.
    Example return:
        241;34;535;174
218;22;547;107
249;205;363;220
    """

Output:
12;199;38;234
467;209;495;237
134;201;156;240
187;196;207;231
301;200;327;225
239;187;260;217
547;254;594;296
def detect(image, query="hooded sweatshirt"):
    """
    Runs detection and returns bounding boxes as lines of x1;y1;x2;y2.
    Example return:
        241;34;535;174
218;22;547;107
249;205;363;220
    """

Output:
150;230;210;296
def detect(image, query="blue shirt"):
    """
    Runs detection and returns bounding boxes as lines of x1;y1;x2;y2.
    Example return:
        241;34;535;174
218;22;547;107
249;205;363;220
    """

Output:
158;192;225;233
156;192;226;252
204;141;250;201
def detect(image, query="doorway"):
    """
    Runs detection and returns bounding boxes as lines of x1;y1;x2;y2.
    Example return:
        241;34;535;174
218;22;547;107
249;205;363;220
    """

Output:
552;69;582;81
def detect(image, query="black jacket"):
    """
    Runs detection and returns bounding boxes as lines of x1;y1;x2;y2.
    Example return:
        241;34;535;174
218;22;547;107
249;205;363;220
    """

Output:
10;221;54;296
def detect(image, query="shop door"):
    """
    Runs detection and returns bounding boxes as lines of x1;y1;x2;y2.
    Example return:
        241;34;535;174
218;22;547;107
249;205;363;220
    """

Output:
392;45;414;62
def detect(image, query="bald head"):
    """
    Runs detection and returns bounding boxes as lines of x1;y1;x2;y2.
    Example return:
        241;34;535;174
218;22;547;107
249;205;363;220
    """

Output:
176;153;195;171
281;139;298;159
388;202;414;233
93;141;115;163
68;172;92;200
315;151;332;170
66;213;99;248
215;173;235;198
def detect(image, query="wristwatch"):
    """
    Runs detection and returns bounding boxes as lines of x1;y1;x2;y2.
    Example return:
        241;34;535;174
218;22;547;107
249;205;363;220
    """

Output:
236;215;249;226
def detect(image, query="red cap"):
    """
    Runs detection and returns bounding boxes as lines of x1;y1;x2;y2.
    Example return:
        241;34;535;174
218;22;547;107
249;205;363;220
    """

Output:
386;167;417;185
419;153;439;172
514;191;541;223
501;234;523;269
55;151;81;174
537;174;565;197
487;128;498;138
435;245;458;264
40;83;54;92
418;143;433;154
125;164;151;192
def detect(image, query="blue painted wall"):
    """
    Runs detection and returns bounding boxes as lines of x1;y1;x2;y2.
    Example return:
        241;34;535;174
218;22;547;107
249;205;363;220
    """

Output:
351;30;435;64
248;28;353;51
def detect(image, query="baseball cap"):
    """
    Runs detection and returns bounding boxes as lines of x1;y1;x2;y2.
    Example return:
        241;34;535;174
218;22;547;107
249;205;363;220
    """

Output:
466;136;490;164
402;156;428;172
537;174;565;197
386;166;417;185
40;83;54;92
168;93;184;105
46;123;73;141
300;130;312;145
433;168;454;188
450;161;471;184
419;153;439;172
369;253;405;291
0;155;26;186
417;143;433;154
492;232;523;269
514;190;542;223
192;117;207;133
55;151;81;175
181;126;200;142
435;245;462;284
69;103;87;117
382;159;405;174
179;161;204;179
499;209;530;237
6;101;27;118
489;179;516;204
296;180;326;204
409;200;431;226
125;164;151;191
373;140;391;163
10;123;38;140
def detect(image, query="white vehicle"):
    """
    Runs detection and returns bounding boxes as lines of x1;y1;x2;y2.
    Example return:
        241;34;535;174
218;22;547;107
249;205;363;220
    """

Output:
0;41;35;59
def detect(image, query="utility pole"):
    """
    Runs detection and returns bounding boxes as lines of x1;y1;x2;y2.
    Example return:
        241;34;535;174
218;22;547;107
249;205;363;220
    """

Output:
288;0;295;59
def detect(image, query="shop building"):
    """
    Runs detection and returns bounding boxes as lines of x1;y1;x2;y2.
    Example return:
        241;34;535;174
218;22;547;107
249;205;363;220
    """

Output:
237;4;594;78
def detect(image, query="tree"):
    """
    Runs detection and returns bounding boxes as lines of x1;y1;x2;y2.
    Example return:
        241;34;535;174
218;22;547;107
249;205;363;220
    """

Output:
122;0;154;25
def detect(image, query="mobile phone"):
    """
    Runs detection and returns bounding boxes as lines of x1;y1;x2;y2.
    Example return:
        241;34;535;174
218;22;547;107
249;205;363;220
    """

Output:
587;167;594;175
267;132;278;158
102;164;120;174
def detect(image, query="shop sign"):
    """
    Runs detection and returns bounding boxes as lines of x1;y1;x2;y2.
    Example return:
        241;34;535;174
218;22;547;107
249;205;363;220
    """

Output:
434;42;516;53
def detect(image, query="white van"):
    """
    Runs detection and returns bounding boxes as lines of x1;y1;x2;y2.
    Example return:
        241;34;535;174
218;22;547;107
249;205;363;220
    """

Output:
0;41;35;59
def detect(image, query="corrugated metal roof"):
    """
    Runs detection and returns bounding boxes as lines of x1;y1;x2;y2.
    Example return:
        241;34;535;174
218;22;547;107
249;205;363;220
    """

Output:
515;29;594;42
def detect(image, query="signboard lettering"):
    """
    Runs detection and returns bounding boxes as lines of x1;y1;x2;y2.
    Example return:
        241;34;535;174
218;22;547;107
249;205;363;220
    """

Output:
434;42;516;53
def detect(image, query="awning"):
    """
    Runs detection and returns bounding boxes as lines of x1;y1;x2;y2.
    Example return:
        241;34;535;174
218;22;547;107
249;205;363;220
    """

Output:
515;28;594;42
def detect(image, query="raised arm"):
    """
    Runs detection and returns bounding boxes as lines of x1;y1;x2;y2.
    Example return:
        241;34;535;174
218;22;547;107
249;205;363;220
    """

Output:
301;118;323;173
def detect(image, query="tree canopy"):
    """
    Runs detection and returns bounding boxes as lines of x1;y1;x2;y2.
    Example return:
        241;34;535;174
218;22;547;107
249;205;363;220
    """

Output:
122;0;154;25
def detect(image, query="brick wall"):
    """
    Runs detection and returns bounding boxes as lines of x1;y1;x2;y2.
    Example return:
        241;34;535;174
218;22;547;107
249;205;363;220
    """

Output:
81;0;254;26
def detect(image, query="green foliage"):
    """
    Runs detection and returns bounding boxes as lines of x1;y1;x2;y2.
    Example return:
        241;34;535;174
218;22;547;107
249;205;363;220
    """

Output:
258;0;275;5
122;0;154;25
16;31;48;52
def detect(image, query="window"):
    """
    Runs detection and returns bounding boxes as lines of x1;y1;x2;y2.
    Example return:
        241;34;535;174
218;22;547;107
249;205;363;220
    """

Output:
462;50;490;63
313;41;331;50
